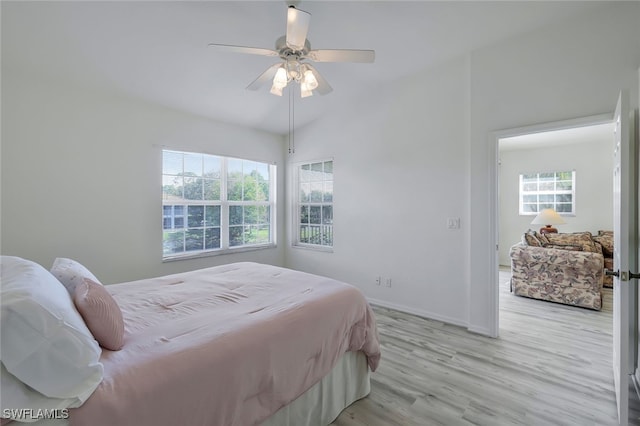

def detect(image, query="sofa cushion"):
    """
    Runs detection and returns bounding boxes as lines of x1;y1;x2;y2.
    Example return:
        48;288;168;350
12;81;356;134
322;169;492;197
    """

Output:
522;229;549;247
593;233;613;257
544;232;598;253
522;230;541;247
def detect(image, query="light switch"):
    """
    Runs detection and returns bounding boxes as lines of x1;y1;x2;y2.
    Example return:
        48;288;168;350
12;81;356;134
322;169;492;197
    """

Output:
447;217;460;229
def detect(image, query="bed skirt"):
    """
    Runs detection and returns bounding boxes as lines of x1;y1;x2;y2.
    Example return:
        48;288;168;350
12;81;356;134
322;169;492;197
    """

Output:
17;351;370;426
262;350;371;426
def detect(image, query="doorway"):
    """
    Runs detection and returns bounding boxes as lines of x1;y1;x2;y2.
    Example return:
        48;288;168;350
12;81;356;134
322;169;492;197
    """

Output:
492;113;614;331
498;122;615;267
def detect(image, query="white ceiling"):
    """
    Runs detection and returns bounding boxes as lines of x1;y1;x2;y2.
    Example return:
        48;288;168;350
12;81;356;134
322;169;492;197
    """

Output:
2;1;609;135
499;122;615;151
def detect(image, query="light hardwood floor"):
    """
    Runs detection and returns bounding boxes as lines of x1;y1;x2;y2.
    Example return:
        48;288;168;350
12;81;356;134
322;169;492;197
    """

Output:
332;269;637;426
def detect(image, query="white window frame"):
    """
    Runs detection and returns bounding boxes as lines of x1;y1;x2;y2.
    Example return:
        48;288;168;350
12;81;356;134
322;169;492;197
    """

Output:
162;149;276;261
292;159;334;251
519;170;576;216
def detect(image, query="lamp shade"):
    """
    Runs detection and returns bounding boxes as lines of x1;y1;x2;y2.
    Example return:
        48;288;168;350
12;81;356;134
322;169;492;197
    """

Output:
531;208;566;226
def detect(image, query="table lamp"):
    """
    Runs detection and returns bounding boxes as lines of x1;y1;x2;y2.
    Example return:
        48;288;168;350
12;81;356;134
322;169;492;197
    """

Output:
531;208;565;234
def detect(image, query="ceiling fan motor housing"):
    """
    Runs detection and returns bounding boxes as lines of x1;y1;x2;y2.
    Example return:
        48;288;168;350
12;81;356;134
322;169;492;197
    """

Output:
276;35;311;58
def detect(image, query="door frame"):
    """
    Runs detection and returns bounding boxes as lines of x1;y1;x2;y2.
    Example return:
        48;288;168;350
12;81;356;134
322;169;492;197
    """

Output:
488;113;613;337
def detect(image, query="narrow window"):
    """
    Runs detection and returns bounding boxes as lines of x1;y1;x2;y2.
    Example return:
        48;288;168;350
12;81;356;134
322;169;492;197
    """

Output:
294;160;333;249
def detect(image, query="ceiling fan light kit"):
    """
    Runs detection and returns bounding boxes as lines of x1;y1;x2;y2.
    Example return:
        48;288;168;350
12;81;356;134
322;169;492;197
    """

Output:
208;5;375;99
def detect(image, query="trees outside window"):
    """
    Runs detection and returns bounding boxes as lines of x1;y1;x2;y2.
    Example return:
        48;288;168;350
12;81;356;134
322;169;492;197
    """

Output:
162;150;275;259
294;160;333;248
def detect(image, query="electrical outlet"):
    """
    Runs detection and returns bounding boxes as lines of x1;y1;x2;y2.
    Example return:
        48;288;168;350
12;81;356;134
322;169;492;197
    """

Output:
375;276;381;286
385;278;392;287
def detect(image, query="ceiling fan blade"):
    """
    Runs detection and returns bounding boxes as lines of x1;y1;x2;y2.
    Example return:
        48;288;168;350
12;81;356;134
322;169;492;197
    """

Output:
246;63;283;91
306;49;375;63
305;64;332;95
208;43;278;57
286;6;311;51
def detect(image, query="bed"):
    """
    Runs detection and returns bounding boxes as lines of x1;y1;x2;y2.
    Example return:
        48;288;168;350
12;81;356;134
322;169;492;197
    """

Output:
0;257;380;426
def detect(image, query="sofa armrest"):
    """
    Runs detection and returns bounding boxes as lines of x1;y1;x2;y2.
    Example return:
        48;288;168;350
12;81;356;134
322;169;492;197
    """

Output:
510;244;603;269
509;243;604;291
509;243;604;310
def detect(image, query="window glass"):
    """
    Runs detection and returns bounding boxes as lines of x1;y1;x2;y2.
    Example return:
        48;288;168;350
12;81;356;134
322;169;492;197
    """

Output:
519;171;575;215
294;159;333;248
162;150;275;259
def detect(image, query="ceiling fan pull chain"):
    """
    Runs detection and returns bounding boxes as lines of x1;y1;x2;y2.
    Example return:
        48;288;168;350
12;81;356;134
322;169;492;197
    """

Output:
288;88;291;154
289;87;295;154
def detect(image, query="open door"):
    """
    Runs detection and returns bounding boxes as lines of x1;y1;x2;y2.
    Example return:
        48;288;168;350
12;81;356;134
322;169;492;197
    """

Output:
612;90;633;425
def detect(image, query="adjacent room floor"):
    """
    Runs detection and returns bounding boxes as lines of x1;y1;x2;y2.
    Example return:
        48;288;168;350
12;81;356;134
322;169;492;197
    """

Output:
332;268;632;425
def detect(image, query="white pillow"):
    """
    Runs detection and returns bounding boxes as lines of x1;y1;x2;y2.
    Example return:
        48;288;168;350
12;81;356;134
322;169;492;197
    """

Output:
50;257;102;295
0;256;103;402
1;363;81;423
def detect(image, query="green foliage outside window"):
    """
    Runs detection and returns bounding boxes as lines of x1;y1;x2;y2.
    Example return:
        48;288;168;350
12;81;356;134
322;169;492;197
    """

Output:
162;150;273;257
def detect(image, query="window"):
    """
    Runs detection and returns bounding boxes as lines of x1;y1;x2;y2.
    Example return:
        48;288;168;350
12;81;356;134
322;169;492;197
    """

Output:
294;160;333;248
162;150;275;259
519;171;575;215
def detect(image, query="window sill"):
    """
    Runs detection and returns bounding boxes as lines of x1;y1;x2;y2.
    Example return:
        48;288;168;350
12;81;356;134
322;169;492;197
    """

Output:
519;213;576;217
162;243;277;262
291;243;333;253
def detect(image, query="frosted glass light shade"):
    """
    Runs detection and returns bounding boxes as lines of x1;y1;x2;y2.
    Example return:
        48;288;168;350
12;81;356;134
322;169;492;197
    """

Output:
302;70;318;90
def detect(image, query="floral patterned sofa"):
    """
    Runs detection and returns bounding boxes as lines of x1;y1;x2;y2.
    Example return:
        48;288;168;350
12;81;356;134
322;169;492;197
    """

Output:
509;230;605;310
593;230;614;287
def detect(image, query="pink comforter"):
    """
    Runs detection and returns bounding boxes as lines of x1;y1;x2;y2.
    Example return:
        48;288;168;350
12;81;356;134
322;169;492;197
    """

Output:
70;262;380;426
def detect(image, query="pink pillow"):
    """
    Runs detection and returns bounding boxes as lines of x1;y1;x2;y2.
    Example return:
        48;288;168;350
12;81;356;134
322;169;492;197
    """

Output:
74;279;124;351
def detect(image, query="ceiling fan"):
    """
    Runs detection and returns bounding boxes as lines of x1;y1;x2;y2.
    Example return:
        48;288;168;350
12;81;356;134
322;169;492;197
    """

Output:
208;5;375;98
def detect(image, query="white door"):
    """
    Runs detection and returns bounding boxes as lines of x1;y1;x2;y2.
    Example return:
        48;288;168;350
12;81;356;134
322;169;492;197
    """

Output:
612;90;632;426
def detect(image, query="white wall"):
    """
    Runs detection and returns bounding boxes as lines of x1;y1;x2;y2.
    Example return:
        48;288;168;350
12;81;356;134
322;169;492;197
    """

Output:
469;3;639;334
285;55;471;326
286;3;640;335
499;138;614;266
1;68;286;284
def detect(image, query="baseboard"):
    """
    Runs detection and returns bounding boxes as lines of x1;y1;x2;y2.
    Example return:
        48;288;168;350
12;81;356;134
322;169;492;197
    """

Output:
467;324;495;337
366;297;469;329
